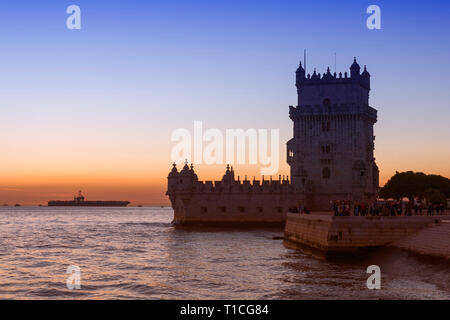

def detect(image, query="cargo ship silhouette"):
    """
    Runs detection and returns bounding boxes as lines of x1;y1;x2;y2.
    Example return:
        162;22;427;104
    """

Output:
48;191;130;207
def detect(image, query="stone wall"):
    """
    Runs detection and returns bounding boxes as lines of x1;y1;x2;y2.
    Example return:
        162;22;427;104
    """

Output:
392;220;450;260
284;213;441;254
171;191;302;226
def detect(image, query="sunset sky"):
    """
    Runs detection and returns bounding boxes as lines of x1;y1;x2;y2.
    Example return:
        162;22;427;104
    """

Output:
1;0;450;205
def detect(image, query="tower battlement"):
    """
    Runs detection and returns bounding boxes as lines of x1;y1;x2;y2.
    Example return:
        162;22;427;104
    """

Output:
296;66;370;88
166;163;303;226
295;58;371;106
168;163;297;194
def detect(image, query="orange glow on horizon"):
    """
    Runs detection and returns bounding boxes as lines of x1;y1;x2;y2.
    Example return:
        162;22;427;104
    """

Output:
2;130;450;205
2;158;450;206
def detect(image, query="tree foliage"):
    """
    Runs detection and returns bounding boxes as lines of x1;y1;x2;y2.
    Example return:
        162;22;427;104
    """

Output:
423;188;447;206
379;171;450;202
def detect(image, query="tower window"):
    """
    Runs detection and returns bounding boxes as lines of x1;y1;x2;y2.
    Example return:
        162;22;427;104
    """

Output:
322;167;331;179
323;98;331;106
322;121;331;132
321;145;331;153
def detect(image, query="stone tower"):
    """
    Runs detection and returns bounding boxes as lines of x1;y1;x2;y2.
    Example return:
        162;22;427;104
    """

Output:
287;58;379;210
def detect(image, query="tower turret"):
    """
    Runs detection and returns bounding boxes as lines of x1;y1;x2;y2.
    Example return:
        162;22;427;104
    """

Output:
311;68;319;80
179;161;198;189
190;163;199;180
167;162;179;191
361;65;371;90
322;67;334;80
295;61;306;88
222;164;235;184
350;57;361;78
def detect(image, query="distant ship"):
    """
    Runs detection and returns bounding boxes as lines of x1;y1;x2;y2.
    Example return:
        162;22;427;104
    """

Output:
48;191;130;207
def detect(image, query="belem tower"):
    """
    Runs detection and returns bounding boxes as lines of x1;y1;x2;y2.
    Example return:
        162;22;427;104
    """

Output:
167;57;379;226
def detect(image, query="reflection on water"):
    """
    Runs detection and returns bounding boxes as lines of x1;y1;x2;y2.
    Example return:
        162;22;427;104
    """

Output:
0;207;449;299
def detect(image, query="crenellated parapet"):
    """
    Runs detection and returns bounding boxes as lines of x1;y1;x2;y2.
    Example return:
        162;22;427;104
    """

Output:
192;177;295;193
295;58;371;106
296;58;370;90
168;163;298;195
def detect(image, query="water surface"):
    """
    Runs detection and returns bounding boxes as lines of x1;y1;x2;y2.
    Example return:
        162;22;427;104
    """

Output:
0;207;449;299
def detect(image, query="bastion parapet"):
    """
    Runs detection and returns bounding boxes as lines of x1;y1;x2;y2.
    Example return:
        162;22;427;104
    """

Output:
167;163;303;226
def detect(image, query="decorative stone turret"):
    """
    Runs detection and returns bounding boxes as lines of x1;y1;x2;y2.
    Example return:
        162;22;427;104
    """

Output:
167;162;179;192
222;164;235;185
350;57;361;78
295;61;306;87
322;67;334;81
178;161;198;190
360;65;371;90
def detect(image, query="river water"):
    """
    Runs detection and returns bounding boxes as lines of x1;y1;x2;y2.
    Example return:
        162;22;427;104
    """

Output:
0;207;449;299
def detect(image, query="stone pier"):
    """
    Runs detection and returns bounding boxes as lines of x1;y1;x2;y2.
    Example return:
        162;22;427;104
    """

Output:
284;213;443;257
392;220;450;260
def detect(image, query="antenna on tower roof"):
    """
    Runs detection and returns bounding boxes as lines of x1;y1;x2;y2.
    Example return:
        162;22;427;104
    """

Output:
304;49;307;73
334;52;337;74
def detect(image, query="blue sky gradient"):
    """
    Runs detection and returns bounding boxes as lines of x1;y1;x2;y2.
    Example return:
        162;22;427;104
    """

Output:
1;0;450;204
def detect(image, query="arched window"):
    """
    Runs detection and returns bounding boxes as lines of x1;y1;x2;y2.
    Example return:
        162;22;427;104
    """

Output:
322;167;330;179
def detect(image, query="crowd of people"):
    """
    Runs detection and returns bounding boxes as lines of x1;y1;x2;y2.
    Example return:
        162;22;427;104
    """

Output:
331;200;447;217
288;200;448;217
